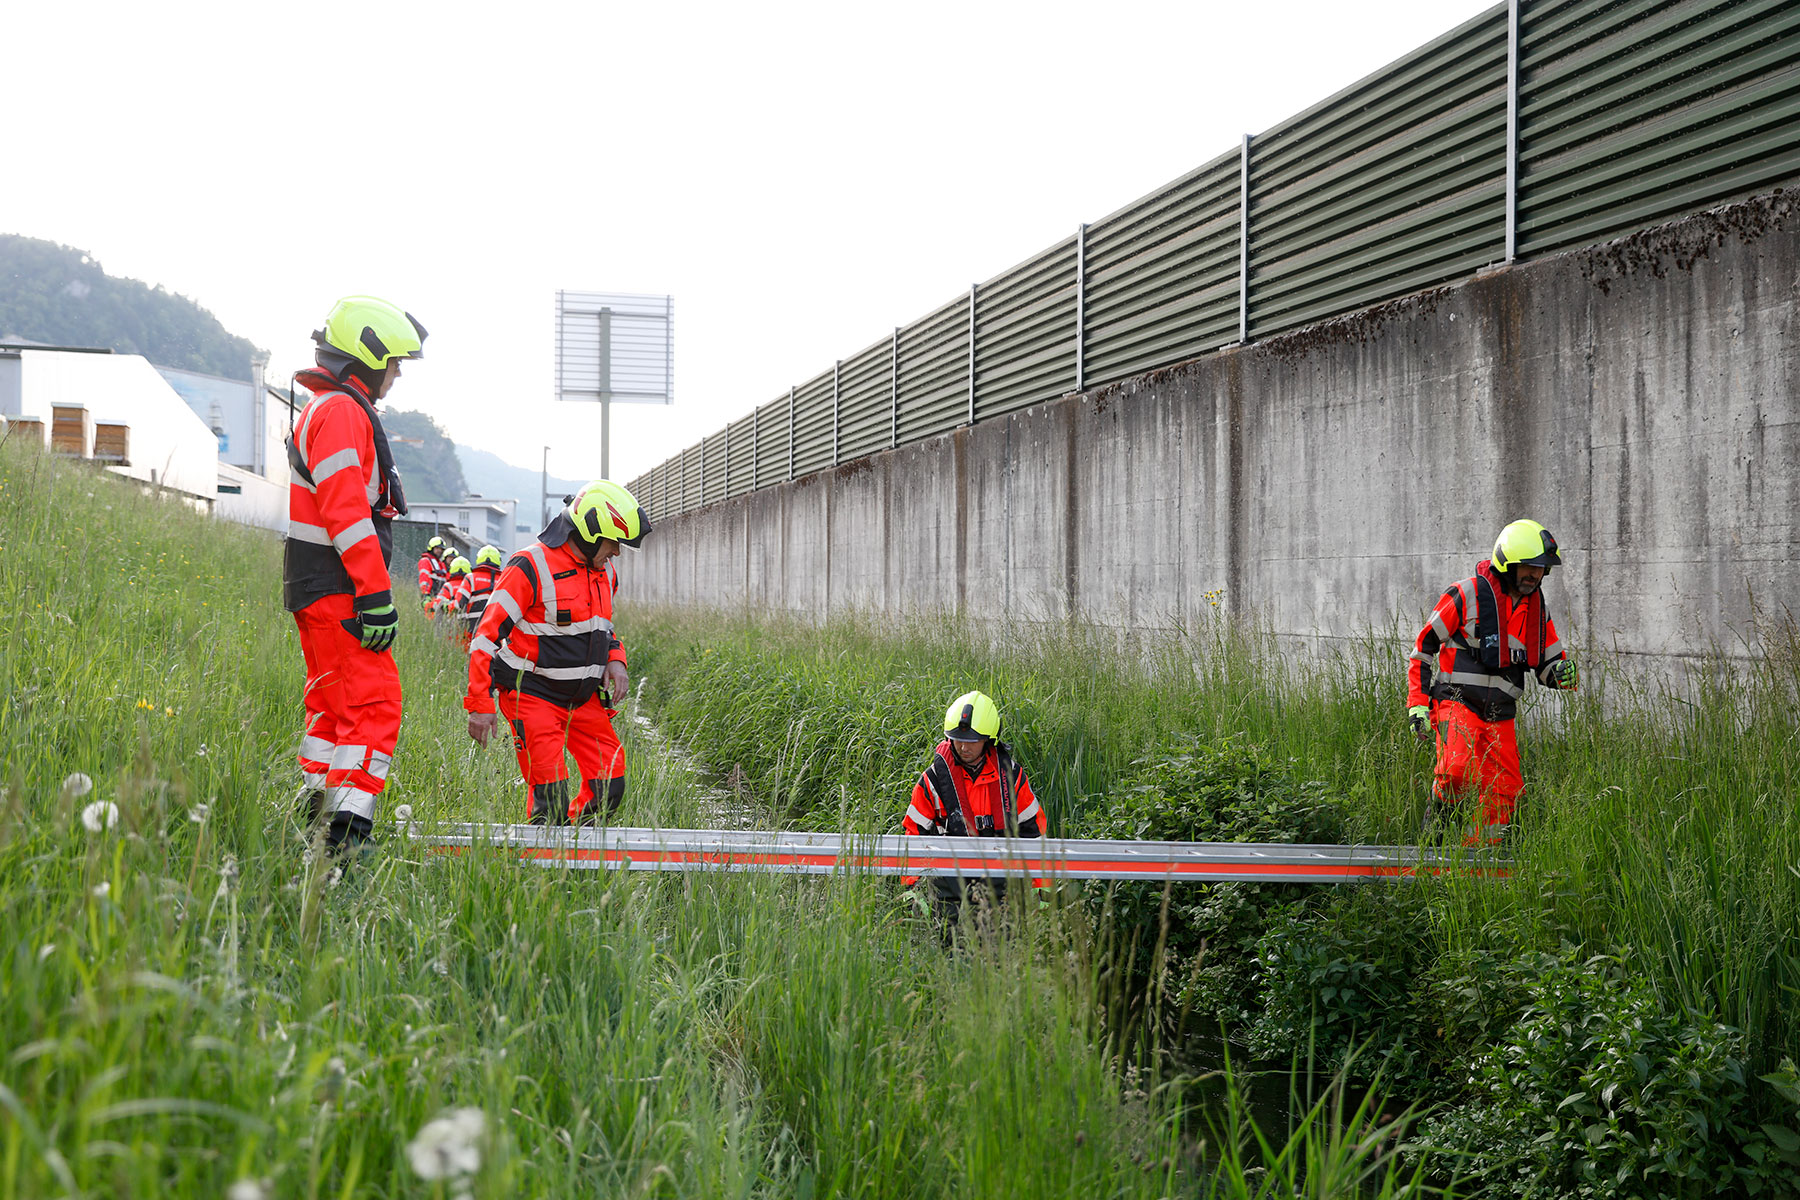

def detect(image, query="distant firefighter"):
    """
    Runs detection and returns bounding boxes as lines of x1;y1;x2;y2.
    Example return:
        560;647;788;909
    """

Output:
902;690;1047;924
284;295;427;855
1407;519;1578;845
465;482;651;824
417;535;446;603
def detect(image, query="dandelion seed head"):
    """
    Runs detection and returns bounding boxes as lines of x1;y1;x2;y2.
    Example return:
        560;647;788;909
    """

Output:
406;1107;485;1181
80;800;119;833
62;772;94;799
393;803;413;827
226;1178;271;1200
188;803;210;824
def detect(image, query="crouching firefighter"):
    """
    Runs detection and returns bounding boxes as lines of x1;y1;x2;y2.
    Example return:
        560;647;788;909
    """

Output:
902;690;1046;924
284;295;426;852
464;481;651;824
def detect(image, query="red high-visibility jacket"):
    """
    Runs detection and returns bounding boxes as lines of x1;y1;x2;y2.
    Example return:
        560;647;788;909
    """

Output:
282;368;403;612
416;551;438;595
462;562;500;626
441;572;471;612
904;740;1043;837
465;522;627;714
1408;560;1566;724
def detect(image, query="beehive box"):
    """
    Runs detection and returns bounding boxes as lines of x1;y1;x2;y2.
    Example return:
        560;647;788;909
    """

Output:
7;415;46;448
51;405;90;456
92;421;130;464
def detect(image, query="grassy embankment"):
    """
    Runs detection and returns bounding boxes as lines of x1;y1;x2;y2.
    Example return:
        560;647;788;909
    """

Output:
0;439;1427;1199
626;589;1800;1198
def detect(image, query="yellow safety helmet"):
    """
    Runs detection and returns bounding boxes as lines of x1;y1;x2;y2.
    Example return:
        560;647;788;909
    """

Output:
475;544;504;568
313;295;427;375
943;690;1001;743
1491;519;1562;573
449;555;471;575
426;536;444;550
567;479;651;548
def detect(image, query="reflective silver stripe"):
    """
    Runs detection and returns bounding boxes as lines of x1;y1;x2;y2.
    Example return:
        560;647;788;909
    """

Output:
524;545;556;616
495;644;606;681
288;520;331;545
1438;670;1522;698
290;467;316;493
294;401;318;460
510;615;614;637
368;751;393;782
331;517;376;554
471;635;500;656
925;770;952;818
1017;798;1043;825
906;804;935;831
493;590;525;623
1407;647;1433;665
1543;639;1562;659
299;735;334;763
364;466;381;506
1455;578;1475;611
324;785;378;821
330;744;369;772
312;446;360;484
302;771;327;789
1429;611;1452;642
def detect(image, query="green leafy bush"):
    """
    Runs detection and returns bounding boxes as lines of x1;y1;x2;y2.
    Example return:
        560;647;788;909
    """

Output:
1413;947;1798;1198
1083;735;1348;1033
1247;883;1436;1086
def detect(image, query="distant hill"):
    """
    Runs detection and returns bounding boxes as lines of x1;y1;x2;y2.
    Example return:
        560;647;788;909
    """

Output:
0;234;264;380
383;409;467;504
457;443;585;525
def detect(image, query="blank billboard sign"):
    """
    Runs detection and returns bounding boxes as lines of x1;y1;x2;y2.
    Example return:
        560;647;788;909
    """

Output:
555;291;673;405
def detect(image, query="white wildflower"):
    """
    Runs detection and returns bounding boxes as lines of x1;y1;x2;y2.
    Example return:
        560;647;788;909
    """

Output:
393;803;413;829
80;800;119;833
91;881;110;899
195;744;209;757
406;1107;486;1182
225;1178;271;1200
214;855;240;900
188;803;210;824
62;773;94;799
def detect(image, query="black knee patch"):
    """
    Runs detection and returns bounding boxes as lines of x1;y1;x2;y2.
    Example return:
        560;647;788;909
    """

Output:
324;811;372;851
573;777;626;826
530;780;571;826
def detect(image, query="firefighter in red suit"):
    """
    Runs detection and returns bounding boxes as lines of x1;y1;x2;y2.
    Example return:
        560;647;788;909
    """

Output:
457;544;503;650
902;690;1046;922
1407;519;1578;844
464;481;651;824
284;295;426;852
417;536;446;601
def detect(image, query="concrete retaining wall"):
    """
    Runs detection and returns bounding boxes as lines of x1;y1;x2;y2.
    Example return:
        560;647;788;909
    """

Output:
624;193;1800;665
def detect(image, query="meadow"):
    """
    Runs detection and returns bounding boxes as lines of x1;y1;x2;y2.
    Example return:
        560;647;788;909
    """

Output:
0;439;1432;1198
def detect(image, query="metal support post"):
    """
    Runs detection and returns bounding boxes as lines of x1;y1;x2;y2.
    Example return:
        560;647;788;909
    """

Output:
1238;134;1251;344
891;328;900;448
1075;223;1087;392
598;307;613;479
832;360;841;464
967;285;977;425
751;407;758;491
788;385;796;480
1505;0;1520;263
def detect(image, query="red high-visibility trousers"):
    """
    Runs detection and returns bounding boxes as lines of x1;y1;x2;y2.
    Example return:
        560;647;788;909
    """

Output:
1431;700;1521;838
496;690;625;822
293;593;403;824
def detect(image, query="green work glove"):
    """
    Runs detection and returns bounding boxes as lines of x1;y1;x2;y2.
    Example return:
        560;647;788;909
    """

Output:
1554;657;1579;691
1408;704;1431;738
354;601;399;653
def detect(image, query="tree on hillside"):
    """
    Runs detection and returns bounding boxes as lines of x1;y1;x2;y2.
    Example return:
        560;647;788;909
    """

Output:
382;409;468;504
0;234;265;380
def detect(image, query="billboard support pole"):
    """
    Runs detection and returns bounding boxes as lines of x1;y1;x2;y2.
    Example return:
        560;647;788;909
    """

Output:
599;307;613;478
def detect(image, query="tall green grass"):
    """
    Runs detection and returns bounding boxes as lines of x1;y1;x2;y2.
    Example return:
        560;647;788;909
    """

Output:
0;441;1432;1198
624;604;1800;1195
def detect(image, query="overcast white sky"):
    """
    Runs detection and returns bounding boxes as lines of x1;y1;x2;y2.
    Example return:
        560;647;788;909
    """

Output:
3;0;1496;489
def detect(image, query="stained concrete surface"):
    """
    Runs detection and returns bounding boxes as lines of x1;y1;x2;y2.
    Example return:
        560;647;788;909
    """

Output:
624;192;1800;671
